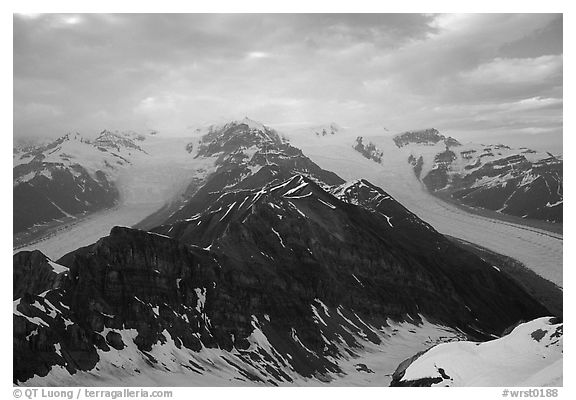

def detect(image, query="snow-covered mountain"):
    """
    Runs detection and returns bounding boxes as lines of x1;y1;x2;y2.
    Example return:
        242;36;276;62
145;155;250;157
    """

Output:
391;129;563;223
285;126;562;287
13;130;220;254
13;131;149;235
391;317;562;387
13;119;562;386
136;118;343;230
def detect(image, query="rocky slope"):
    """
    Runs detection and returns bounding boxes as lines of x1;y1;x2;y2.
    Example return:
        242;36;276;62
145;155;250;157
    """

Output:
13;250;68;300
137;118;343;230
391;129;562;223
353;137;384;163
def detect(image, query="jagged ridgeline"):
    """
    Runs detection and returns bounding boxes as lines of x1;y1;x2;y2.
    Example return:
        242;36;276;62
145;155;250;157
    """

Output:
14;120;553;385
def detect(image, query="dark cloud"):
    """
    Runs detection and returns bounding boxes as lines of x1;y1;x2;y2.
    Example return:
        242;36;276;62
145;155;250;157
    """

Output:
499;14;562;58
14;13;562;149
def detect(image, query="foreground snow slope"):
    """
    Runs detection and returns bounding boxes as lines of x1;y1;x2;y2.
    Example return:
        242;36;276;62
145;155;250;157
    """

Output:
286;128;562;287
19;306;464;387
393;317;562;386
16;135;216;259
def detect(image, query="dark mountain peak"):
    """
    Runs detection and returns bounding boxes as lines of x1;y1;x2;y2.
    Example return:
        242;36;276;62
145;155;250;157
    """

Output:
149;171;550;337
394;128;461;148
332;179;401;212
331;179;437;236
337;178;383;192
197;119;284;158
395;128;441;141
148;124;343;230
333;178;385;200
152;172;343;246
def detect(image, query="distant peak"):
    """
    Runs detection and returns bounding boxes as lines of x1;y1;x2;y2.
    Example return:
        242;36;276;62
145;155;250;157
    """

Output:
393;128;461;148
393;128;440;139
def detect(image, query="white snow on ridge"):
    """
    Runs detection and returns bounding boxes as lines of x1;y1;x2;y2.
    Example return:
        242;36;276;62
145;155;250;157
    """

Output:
317;198;336;209
271;228;285;247
311;305;328;326
48;260;69;274
398;317;562;386
194;288;206;313
19;301;468;387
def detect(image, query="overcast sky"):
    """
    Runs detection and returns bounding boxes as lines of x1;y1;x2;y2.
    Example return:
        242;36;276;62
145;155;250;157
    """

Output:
14;13;562;150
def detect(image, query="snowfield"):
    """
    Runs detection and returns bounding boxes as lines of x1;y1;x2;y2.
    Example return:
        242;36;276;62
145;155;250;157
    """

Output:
19;311;465;387
286;128;563;287
16;135;217;259
396;317;562;386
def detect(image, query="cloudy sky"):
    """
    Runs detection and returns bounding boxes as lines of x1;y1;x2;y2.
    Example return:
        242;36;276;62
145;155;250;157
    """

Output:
14;13;562;150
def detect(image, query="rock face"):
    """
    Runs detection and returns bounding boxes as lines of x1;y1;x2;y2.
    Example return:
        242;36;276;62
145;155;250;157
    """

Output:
393;129;461;148
353;137;384;163
13;250;67;300
13;167;118;234
392;129;563;223
13;227;221;383
13;131;147;234
390;317;563;387
13;169;551;384
93;130;146;153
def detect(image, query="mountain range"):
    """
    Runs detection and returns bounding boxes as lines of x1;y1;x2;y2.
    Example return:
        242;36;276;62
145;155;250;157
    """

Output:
390;129;562;223
13;131;149;236
13;119;562;386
